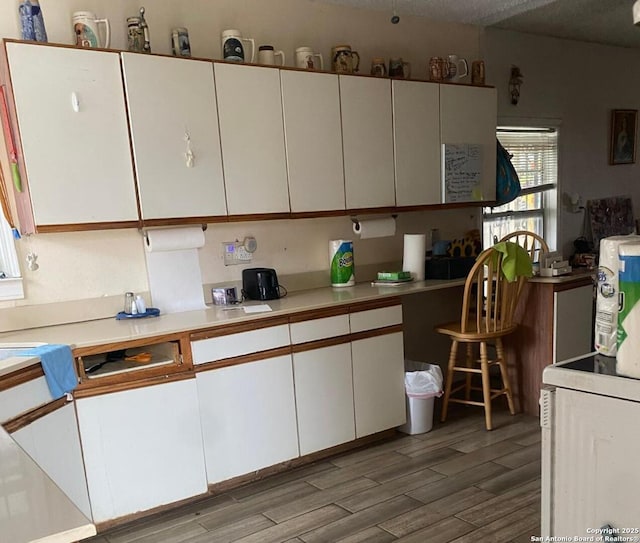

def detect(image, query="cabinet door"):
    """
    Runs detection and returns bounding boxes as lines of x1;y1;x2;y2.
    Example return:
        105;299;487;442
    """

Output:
351;331;406;438
340;76;395;209
75;379;207;523
552;389;640;534
281;70;345;212
12;404;92;520
440;85;497;203
293;343;355;455
554;284;594;364
392;80;441;206
196;355;299;483
6;43;137;225
122;53;227;219
214;63;289;215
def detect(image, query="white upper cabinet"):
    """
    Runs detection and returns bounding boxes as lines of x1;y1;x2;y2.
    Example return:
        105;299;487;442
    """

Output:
339;76;395;209
5;42;138;225
280;70;345;212
214;63;290;215
392;80;441;206
121;53;227;220
439;84;497;203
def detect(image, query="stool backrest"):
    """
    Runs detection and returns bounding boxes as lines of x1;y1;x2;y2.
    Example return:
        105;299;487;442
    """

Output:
461;247;527;335
500;230;549;263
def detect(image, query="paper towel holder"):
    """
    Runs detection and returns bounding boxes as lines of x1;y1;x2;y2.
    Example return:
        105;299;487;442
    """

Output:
140;224;208;243
351;215;397;230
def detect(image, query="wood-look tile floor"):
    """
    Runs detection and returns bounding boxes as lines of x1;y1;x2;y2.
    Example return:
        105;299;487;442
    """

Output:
86;407;541;543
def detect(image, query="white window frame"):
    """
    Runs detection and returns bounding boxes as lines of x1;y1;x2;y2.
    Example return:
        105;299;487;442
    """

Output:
483;118;560;251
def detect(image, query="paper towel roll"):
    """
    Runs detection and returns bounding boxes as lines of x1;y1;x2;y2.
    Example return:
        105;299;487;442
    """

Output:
617;242;640;378
144;227;207;314
403;234;426;281
145;227;205;252
353;217;396;239
595;234;640;355
329;239;355;287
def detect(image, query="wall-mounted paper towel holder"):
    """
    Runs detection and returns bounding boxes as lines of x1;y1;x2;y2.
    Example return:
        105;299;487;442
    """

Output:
140;224;207;244
351;215;397;230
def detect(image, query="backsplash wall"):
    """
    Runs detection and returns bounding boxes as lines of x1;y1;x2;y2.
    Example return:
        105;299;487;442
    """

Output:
4;209;479;309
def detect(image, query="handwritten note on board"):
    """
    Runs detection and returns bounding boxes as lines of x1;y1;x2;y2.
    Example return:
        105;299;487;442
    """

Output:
442;144;483;203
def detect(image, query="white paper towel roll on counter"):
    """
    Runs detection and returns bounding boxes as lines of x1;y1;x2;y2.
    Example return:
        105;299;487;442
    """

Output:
353;217;396;239
403;234;426;281
145;227;207;314
617;242;640;378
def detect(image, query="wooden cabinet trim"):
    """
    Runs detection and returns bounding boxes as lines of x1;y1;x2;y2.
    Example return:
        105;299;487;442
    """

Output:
349;298;402;313
73;332;189;357
194;346;292;372
350;324;403;342
0;364;44;392
190;316;290;341
73;371;193;399
291;335;352;353
288;306;350;323
2;396;68;433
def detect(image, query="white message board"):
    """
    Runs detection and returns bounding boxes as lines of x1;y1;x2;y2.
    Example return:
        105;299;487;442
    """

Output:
442;143;483;203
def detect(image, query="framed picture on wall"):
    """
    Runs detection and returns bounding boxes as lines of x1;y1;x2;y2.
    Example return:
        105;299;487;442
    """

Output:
610;109;638;165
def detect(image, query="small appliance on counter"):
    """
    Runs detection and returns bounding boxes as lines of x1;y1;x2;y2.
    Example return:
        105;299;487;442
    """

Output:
242;268;285;301
539;251;572;277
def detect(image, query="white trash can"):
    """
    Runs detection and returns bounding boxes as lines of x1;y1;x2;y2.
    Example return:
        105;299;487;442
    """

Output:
399;392;438;434
398;361;443;435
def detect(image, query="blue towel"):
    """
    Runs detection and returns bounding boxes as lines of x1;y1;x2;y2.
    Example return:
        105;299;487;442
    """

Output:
23;344;78;399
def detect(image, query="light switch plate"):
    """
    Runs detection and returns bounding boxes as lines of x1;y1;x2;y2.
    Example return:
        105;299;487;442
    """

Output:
223;241;253;266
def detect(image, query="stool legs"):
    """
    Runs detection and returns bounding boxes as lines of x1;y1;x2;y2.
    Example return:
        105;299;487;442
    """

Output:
480;341;492;431
440;339;458;423
495;337;516;415
465;343;473;401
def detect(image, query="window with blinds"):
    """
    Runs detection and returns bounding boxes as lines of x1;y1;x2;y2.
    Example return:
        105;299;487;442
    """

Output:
483;127;558;247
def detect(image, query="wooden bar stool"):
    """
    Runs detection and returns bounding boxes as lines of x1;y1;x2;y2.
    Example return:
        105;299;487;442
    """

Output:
435;246;529;430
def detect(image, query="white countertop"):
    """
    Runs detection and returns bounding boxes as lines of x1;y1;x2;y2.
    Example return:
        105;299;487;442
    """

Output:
0;278;465;355
0;424;96;543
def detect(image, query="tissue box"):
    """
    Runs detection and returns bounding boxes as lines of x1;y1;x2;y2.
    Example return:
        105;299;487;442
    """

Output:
425;257;476;280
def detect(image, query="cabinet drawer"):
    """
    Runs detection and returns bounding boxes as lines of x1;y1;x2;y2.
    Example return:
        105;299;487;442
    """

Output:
192;324;290;364
350;305;403;333
290;315;350;344
0;376;53;424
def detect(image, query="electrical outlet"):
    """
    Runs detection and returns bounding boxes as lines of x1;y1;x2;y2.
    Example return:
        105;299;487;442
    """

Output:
223;241;253;266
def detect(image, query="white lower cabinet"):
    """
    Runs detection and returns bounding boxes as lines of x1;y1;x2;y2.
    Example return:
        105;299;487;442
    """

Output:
75;379;207;523
352;331;406;438
293;342;355;455
196;355;299;484
11;403;92;520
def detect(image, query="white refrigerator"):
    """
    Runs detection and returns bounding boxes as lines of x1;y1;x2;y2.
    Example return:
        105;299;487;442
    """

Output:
541;354;640;536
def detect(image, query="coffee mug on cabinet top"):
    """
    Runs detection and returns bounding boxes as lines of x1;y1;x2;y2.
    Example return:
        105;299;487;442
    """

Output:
258;45;285;66
331;45;360;74
72;11;110;48
370;57;386;77
445;54;469;82
295;47;324;70
471;60;486;85
429;56;447;81
389;57;411;79
221;29;255;63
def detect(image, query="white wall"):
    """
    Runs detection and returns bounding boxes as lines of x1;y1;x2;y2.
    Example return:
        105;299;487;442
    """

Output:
484;28;640;256
0;0;483;313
